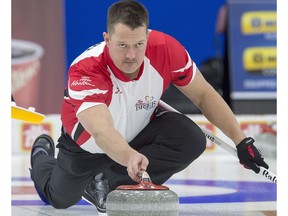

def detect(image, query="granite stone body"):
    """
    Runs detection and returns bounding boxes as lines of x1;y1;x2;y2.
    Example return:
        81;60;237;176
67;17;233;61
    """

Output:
106;189;179;216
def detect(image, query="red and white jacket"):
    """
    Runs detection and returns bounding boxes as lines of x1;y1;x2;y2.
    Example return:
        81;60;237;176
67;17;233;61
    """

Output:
61;30;197;153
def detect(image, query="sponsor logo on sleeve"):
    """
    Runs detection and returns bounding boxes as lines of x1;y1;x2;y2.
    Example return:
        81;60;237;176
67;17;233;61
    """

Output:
71;76;95;87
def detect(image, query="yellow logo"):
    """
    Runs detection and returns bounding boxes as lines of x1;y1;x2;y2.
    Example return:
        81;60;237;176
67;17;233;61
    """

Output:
241;11;276;34
243;47;276;72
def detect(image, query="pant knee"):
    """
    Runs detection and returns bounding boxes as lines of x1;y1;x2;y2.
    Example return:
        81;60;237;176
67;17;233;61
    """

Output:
182;132;206;164
175;115;207;163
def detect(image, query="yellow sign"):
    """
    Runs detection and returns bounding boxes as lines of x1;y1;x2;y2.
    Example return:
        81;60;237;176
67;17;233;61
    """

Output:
241;11;276;34
243;47;276;71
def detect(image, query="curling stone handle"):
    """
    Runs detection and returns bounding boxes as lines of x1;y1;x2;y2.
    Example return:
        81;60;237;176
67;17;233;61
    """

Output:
139;170;151;183
116;170;170;190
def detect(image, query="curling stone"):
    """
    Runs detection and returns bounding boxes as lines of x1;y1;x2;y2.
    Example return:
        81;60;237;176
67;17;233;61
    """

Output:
106;171;179;216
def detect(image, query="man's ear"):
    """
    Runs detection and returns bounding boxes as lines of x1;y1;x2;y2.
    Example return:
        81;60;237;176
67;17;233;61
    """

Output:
103;32;110;45
147;29;150;39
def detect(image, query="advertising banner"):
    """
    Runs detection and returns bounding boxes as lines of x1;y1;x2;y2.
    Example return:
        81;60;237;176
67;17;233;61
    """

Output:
12;114;276;159
227;0;276;99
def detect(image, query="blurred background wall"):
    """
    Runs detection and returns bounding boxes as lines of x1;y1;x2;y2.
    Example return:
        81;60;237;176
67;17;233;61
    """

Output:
64;0;225;71
12;0;66;114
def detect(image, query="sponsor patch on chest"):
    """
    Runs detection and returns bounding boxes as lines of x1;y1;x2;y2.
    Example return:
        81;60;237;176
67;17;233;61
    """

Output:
135;96;157;111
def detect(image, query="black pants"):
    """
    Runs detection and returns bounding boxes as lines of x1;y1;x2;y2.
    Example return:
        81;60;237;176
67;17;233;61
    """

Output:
30;111;206;209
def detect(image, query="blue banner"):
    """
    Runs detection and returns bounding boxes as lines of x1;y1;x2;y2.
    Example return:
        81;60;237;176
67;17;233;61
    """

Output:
227;0;276;99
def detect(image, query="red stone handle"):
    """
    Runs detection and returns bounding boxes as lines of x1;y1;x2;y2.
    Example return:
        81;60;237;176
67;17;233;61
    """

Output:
116;171;169;190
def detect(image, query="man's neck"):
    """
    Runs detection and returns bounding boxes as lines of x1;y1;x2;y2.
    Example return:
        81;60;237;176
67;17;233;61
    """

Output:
123;70;139;80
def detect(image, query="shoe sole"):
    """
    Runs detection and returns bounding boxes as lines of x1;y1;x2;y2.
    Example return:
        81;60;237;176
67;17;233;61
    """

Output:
82;190;106;213
30;134;55;168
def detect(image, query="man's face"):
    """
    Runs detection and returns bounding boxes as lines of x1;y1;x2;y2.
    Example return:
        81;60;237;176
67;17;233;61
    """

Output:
104;23;148;75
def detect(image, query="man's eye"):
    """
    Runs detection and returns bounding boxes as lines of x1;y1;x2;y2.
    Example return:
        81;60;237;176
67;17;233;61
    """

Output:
119;44;127;48
136;43;144;48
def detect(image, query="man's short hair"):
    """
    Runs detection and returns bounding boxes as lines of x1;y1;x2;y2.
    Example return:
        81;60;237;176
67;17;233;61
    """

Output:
107;0;149;34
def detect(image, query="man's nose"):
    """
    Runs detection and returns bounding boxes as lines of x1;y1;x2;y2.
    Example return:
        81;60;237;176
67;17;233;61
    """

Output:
125;47;136;59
